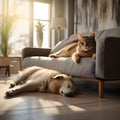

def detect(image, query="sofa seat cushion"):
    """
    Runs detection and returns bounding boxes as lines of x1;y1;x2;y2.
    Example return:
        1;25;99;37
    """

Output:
22;56;95;78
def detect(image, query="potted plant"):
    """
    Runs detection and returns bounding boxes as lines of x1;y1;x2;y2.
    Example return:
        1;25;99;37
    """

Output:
0;15;16;66
35;21;45;47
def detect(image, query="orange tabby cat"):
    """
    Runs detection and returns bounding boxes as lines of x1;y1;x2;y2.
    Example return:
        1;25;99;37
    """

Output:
72;33;96;63
49;33;96;63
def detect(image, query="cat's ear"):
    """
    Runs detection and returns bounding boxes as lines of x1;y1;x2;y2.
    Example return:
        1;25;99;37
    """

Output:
90;32;95;38
77;34;84;41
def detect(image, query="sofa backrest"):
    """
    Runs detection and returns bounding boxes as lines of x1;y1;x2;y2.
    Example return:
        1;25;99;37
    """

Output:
95;27;120;40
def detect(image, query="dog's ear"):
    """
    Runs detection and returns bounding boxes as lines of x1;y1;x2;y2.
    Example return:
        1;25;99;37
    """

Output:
53;74;71;80
70;79;75;85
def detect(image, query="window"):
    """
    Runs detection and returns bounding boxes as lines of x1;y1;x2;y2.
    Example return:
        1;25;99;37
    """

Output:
0;0;51;56
33;2;50;48
0;0;30;55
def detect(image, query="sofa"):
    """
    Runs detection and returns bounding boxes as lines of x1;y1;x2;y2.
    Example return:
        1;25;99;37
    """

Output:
22;27;120;98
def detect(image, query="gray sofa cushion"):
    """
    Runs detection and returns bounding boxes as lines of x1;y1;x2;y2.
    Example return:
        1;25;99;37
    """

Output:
23;56;95;78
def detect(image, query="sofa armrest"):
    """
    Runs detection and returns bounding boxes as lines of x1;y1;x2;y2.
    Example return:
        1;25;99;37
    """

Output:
22;47;52;59
96;37;120;79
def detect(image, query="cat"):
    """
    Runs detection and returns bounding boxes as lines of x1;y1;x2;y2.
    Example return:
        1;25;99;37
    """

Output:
49;33;96;63
72;33;96;63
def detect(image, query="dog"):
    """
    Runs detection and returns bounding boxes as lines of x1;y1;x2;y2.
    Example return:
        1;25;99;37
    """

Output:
5;66;76;97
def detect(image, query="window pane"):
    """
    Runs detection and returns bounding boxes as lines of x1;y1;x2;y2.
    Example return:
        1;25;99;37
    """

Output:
8;0;30;56
9;0;30;18
33;20;49;48
0;0;2;14
33;2;50;48
9;19;29;55
34;2;50;20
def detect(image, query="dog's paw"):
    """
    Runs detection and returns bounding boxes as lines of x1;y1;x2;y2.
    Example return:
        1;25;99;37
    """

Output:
5;89;16;97
9;82;16;88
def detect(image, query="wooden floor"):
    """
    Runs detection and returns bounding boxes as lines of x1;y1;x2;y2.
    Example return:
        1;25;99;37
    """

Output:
0;74;120;120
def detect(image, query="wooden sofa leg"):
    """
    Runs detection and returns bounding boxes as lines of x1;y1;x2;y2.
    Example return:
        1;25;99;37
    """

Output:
99;80;104;98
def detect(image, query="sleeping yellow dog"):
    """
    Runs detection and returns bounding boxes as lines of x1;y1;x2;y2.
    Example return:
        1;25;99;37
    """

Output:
5;66;76;97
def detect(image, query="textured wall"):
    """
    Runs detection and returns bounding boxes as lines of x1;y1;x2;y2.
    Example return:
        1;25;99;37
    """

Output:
74;0;120;33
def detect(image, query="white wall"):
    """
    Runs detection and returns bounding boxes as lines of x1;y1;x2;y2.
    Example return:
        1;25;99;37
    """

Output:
51;0;74;47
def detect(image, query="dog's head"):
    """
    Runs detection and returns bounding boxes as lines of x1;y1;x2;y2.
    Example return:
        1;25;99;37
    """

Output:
49;74;76;97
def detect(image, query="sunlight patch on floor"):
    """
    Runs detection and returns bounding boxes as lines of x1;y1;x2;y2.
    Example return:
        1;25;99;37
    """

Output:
68;105;86;112
38;99;63;108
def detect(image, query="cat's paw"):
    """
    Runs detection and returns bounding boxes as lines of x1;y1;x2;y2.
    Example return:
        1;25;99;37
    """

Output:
74;57;80;63
92;53;96;59
72;54;80;63
49;54;57;58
